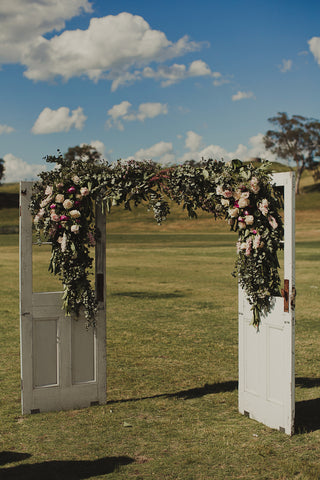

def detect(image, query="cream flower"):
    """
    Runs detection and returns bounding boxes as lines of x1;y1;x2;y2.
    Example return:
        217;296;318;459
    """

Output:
70;209;81;219
229;207;239;218
245;215;254;225
221;198;230;207
63;199;73;210
241;191;250;199
71;224;80;234
238;197;250;208
72;175;81;184
55;194;64;203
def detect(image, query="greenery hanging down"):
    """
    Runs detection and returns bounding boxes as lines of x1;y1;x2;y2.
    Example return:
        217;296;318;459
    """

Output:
30;151;284;327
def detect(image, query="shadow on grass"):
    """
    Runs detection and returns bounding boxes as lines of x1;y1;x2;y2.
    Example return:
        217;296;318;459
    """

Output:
295;377;320;433
0;456;134;480
112;291;185;299
296;377;320;389
0;452;32;466
108;380;238;405
295;398;320;434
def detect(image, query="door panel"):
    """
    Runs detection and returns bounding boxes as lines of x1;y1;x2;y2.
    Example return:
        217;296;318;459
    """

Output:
20;182;107;414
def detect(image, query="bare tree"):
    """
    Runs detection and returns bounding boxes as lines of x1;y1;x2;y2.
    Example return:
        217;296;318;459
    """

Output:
263;112;320;194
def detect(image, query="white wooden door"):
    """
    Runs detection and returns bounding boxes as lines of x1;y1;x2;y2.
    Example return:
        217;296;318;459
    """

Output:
19;181;107;414
238;172;295;434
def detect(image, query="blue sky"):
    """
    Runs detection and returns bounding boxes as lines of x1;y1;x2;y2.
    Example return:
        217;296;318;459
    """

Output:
1;0;320;182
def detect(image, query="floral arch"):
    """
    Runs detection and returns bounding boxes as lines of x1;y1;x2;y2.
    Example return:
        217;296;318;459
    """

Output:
30;155;284;327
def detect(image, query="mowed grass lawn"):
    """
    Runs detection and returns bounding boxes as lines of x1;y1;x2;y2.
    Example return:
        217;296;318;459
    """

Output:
0;176;320;479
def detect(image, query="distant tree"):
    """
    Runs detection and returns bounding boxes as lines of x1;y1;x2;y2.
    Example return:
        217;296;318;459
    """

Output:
0;158;5;184
263;112;320;194
63;144;103;164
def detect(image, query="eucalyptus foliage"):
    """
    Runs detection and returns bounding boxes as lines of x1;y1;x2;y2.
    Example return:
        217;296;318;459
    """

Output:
30;153;283;327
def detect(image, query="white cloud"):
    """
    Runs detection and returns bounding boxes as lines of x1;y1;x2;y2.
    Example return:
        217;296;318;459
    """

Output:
135;103;168;121
278;59;292;73
178;132;276;164
0;0;92;65
309;36;320;65
32;106;87;134
107;101;168;130
212;72;232;87
127;141;174;164
0;124;15;134
142;59;214;87
3;153;46;182
232;91;256;101
20;12;202;85
88;140;106;157
185;131;202;151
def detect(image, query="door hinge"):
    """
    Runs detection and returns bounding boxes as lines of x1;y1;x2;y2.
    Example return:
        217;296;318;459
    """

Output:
281;279;289;313
290;286;296;311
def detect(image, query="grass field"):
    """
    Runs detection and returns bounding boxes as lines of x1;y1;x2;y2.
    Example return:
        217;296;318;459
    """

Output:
0;170;320;479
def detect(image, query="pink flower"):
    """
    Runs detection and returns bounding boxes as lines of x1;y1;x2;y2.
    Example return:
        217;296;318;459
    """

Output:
253;234;261;249
250;177;260;193
50;204;56;209
80;187;90;196
88;232;96;246
245;239;252;256
68;186;76;194
223;189;233;198
51;213;60;222
60;215;68;221
268;215;278;229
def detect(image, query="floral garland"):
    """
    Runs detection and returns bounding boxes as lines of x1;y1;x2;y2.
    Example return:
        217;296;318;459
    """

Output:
30;154;283;327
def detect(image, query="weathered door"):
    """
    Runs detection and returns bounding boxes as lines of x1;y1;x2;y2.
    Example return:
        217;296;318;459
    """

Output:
19;181;107;414
238;171;295;434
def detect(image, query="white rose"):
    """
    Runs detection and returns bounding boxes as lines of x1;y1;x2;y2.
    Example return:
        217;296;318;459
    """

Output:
221;198;230;207
71;224;80;234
